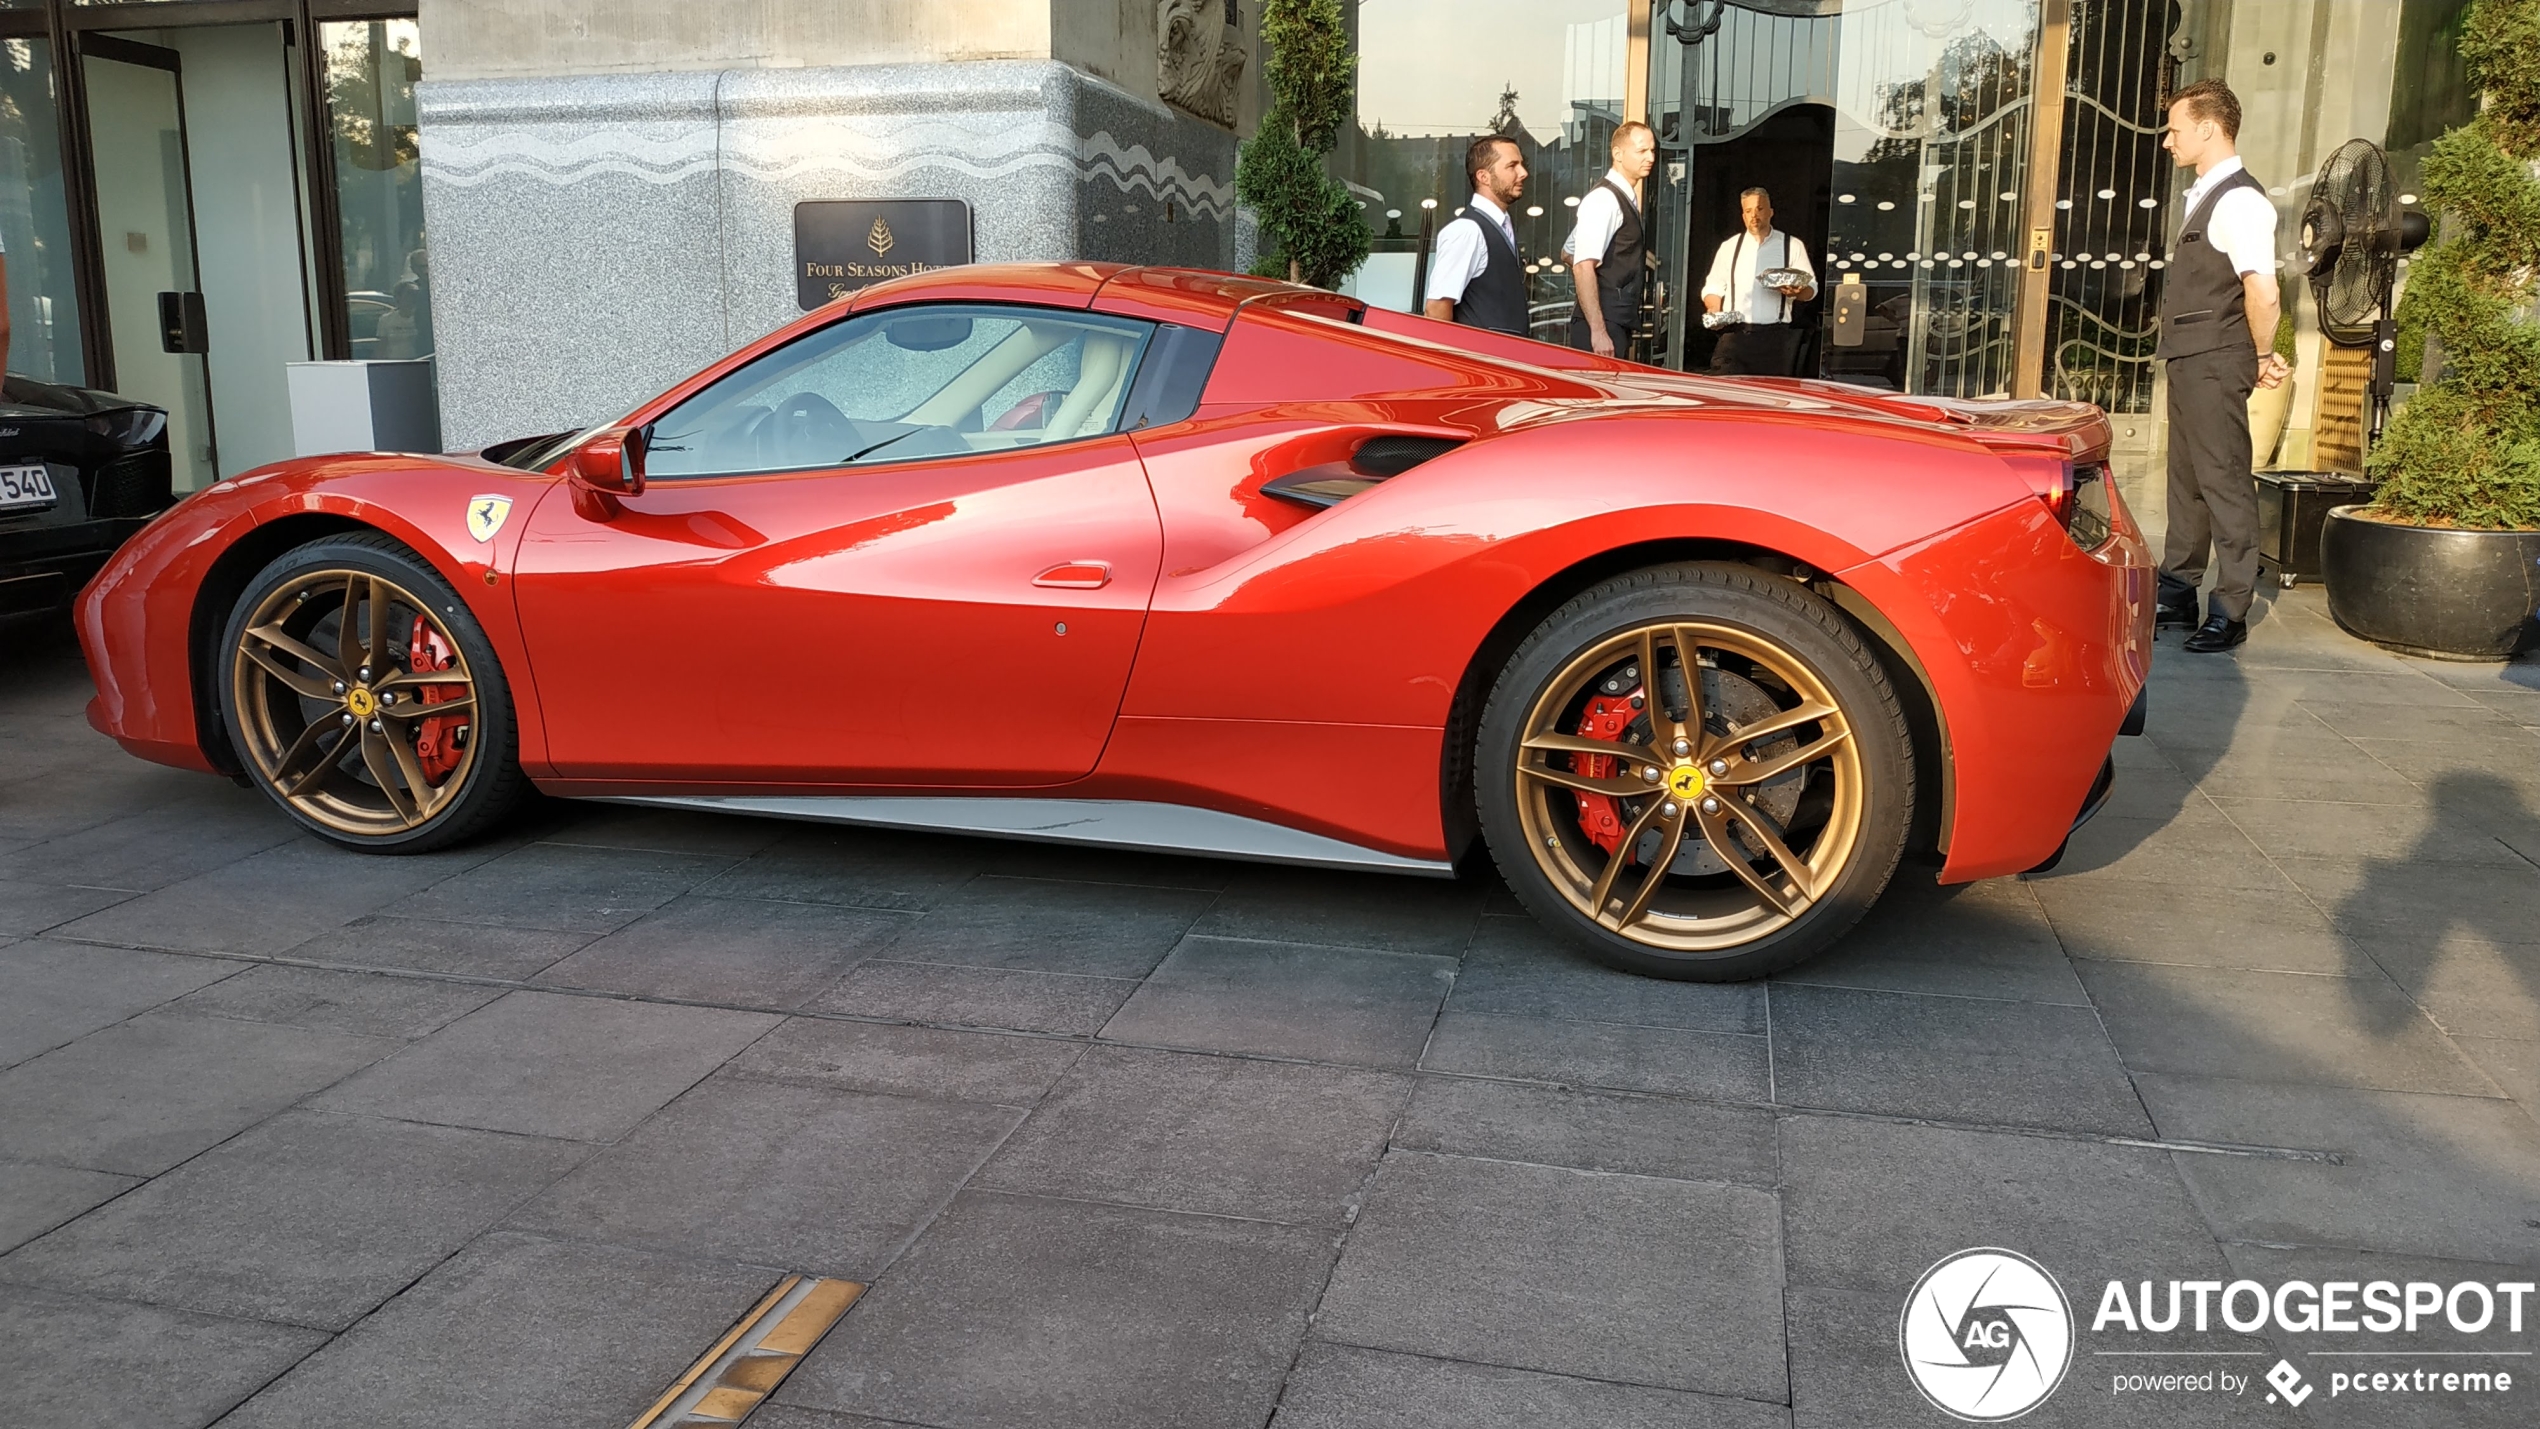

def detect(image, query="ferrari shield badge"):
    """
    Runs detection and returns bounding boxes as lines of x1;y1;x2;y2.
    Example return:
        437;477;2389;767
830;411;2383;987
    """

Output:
465;496;512;543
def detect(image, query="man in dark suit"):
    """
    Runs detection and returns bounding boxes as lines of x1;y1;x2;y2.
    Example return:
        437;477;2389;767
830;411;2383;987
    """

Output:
1423;134;1530;337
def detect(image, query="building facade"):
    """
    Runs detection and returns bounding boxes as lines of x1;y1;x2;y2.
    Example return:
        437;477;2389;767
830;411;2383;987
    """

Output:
0;0;2469;484
0;0;1260;469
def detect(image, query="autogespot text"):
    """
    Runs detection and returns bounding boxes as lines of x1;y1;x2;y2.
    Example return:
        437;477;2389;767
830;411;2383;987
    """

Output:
2093;1276;2530;1406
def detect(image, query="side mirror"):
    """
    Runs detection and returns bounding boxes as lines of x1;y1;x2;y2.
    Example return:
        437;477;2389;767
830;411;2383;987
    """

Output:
570;423;651;496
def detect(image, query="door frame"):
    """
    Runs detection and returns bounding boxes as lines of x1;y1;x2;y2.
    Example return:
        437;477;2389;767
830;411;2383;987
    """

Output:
76;31;221;468
0;0;413;394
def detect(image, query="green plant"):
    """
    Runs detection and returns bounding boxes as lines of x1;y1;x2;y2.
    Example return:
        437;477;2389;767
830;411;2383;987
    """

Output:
2366;0;2540;529
1233;0;1371;288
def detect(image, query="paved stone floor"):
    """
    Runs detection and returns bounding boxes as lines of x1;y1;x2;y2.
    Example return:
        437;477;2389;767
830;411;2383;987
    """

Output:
2;590;2536;1429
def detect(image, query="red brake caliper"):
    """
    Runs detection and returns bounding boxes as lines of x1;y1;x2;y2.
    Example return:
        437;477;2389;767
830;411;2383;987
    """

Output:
407;617;469;784
1572;683;1643;855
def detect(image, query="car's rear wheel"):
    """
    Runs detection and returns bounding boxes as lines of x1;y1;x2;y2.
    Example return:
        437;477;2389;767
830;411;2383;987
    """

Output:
219;534;526;852
1477;562;1913;981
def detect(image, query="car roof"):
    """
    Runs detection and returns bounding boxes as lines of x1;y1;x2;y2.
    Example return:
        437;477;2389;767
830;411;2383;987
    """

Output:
842;262;1352;333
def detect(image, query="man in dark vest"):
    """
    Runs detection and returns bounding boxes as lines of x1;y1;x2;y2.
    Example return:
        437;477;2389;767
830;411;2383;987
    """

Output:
2154;78;2292;653
1564;121;1656;358
1423;134;1530;336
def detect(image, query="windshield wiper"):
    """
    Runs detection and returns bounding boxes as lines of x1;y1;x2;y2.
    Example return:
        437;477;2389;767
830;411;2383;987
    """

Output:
841;428;922;464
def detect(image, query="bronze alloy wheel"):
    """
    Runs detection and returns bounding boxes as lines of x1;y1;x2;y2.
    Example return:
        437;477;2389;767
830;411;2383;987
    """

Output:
228;566;485;839
1513;619;1867;950
1479;563;1911;980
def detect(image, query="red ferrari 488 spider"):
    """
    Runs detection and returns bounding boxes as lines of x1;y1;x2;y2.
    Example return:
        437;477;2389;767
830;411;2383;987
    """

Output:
78;264;2150;980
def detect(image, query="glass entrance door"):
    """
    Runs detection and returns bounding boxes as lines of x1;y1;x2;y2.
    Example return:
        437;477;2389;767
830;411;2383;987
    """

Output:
1651;0;2047;394
83;36;216;491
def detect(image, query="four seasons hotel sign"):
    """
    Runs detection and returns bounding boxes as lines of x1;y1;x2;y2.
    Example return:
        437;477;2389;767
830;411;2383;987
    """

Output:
794;200;975;309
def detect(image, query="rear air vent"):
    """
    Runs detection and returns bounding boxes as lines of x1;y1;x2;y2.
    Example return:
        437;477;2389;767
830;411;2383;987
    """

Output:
1348;435;1463;475
1263;435;1464;510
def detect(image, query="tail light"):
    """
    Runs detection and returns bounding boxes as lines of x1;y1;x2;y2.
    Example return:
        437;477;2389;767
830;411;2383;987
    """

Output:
2014;457;2116;551
2063;463;2114;549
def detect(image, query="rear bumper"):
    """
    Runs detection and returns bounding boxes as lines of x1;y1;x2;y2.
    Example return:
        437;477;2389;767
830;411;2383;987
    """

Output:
1844;489;2153;882
2018;753;2117;876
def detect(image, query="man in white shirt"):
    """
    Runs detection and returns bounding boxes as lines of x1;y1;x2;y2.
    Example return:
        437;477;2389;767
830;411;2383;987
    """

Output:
1422;135;1531;337
2153;77;2292;654
1700;188;1816;375
1563;121;1656;358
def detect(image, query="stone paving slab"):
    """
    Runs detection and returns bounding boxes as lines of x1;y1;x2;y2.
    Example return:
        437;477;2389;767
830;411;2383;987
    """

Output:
213;1231;777;1429
309;990;781;1142
1272;1342;1792;1429
778;1190;1335;1429
1314;1150;1788;1400
0;938;245;1068
0;1283;328;1427
507;1072;1020;1277
970;1044;1407;1226
0;1011;399;1175
0;1108;591;1329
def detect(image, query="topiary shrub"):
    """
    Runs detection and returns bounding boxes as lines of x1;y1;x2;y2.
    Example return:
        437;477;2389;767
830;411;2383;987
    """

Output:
2365;0;2540;529
1233;0;1371;289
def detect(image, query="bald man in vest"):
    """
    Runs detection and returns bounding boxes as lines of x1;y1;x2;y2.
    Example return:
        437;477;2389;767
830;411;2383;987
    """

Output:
1565;121;1657;358
2155;78;2292;653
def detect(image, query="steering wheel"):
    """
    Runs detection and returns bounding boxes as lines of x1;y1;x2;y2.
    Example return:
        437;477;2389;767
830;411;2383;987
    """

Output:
755;391;856;468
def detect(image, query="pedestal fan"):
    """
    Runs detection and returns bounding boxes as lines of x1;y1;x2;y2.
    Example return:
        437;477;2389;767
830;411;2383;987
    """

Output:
2295;139;2430;453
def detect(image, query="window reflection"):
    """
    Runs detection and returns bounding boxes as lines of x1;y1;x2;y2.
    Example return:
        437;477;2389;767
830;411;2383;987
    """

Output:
0;37;84;383
324;20;429;360
1334;0;1631;341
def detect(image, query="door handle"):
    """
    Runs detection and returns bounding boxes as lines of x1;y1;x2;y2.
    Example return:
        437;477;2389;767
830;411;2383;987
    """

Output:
158;292;208;354
1033;561;1112;589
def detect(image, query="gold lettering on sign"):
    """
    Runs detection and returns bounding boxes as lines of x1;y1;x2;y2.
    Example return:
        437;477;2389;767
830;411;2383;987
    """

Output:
867;218;895;257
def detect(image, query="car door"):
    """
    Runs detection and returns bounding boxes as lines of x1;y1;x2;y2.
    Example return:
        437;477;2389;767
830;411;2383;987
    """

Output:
512;303;1164;785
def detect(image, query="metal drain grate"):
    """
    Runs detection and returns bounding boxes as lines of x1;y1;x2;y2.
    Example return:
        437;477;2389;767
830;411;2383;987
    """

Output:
627;1274;863;1428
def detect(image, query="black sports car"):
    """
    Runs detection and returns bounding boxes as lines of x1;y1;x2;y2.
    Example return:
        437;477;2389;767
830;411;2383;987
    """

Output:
0;375;172;616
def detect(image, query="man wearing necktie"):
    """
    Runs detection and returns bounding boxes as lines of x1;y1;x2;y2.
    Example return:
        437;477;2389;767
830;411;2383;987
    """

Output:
1423;135;1531;337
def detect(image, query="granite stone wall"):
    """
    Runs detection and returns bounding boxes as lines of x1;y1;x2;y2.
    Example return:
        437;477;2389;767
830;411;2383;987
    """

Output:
418;60;1237;449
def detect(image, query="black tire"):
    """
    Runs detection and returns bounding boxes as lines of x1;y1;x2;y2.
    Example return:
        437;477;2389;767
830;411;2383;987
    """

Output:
218;532;527;852
1476;562;1913;980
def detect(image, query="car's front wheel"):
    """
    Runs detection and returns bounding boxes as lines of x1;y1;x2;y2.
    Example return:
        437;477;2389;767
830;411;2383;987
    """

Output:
1477;562;1913;981
219;533;527;852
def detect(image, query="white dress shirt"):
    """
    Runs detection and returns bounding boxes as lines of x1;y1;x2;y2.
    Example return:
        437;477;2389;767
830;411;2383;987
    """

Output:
1561;168;1639;263
2180;156;2278;277
1702;227;1815;325
1424;193;1518;305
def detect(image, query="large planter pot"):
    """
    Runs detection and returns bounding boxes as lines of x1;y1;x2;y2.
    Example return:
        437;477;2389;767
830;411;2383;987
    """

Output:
2248;377;2295;468
2321;505;2540;660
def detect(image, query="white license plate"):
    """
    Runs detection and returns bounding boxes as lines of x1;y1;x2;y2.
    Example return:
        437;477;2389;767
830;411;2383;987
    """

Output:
0;464;57;514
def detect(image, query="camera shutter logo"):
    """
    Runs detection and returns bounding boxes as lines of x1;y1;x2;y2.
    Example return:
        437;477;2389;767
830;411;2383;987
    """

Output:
1899;1248;2074;1421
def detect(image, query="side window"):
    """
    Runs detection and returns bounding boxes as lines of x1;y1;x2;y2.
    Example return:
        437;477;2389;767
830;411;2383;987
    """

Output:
645;305;1155;480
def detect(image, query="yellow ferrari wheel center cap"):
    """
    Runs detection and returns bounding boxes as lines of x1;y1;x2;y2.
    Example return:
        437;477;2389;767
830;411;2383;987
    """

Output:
1667;764;1706;799
346;687;378;719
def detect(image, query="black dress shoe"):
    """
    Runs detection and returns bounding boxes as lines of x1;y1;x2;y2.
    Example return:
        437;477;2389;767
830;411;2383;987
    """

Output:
2154;598;2200;630
2181;612;2247;653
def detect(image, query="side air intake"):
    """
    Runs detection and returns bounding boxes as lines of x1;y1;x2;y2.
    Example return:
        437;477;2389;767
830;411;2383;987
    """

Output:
1263;435;1464;510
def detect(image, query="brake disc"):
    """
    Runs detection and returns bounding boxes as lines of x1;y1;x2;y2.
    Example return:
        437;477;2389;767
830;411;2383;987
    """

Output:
1625;663;1807;877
